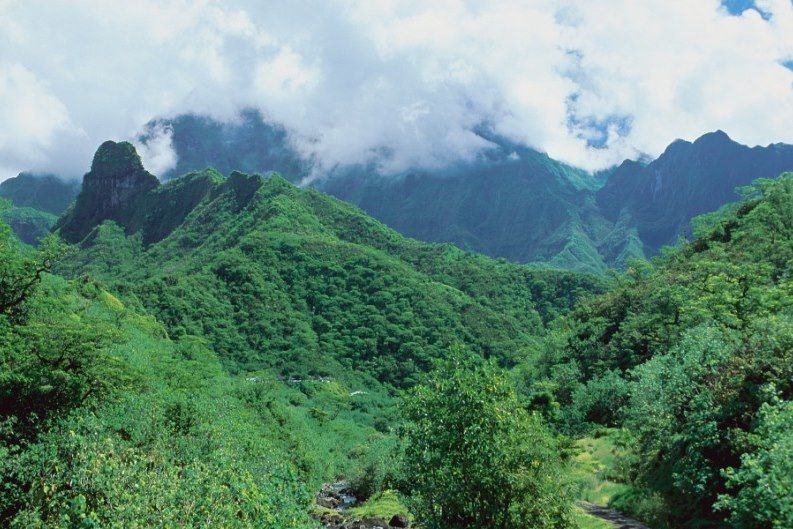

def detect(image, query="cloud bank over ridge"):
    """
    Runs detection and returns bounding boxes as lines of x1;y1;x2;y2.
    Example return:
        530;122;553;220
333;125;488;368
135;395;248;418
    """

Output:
1;0;792;180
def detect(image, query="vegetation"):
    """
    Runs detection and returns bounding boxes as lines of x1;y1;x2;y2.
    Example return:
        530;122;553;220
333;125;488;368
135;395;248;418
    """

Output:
401;350;572;529
0;218;383;528
55;150;601;386
0;198;58;246
0;173;78;216
531;174;793;528
2;134;791;529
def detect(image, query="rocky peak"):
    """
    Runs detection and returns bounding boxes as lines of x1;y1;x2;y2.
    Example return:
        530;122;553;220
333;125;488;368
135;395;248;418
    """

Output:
83;141;159;210
55;141;160;243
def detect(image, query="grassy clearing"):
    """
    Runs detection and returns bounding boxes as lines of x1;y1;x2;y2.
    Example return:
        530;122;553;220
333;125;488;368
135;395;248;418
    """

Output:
572;429;633;505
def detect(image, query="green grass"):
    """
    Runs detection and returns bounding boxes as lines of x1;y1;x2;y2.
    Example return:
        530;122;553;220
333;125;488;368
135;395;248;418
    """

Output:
574;508;614;529
348;490;411;522
572;429;633;506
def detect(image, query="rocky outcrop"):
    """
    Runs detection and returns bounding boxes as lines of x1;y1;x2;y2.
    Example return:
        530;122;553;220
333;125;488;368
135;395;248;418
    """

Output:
55;141;159;243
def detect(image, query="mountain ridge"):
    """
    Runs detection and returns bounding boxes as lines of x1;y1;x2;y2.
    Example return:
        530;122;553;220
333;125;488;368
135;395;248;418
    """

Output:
55;142;602;384
12;117;793;272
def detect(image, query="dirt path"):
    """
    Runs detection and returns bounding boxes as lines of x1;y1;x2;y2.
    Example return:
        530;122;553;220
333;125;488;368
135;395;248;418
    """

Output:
579;501;651;529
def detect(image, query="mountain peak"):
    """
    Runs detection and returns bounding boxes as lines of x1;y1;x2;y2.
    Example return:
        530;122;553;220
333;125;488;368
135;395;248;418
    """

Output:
55;141;160;243
81;141;158;207
693;129;733;147
90;141;146;175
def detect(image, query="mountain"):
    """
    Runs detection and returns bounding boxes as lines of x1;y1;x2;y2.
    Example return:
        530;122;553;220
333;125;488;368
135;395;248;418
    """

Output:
145;110;309;181
0;201;57;245
7;137;791;528
597;130;793;252
55;141;160;243
56;142;602;385
0;172;79;215
145;112;637;272
0;173;79;244
143;112;793;272
316;149;642;273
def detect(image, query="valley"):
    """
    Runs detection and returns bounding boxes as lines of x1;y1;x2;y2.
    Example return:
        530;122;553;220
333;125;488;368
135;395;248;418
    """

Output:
1;136;790;528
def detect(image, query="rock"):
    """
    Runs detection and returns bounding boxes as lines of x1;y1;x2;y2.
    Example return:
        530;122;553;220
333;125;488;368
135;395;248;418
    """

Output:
361;517;389;528
389;514;408;527
55;141;160;243
317;496;339;509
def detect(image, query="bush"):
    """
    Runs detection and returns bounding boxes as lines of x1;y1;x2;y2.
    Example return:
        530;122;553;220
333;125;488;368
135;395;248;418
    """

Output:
401;349;573;529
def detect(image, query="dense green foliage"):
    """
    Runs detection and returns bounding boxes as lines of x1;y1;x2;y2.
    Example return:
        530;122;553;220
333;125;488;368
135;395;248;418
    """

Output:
532;174;793;528
56;157;601;387
0;219;400;528
5;132;791;529
0;198;58;246
401;350;572;529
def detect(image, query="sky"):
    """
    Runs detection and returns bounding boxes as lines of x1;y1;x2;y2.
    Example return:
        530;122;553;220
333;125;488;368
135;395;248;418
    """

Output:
1;0;792;181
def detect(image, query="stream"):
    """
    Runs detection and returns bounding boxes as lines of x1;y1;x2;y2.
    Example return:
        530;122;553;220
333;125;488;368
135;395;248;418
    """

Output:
315;481;408;529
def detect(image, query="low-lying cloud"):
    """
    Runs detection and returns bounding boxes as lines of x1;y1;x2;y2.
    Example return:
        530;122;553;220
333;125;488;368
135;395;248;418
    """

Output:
1;0;792;180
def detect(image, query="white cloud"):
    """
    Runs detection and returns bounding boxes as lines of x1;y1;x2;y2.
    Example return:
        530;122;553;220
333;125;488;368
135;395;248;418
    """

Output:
0;0;792;180
133;123;177;175
0;63;73;170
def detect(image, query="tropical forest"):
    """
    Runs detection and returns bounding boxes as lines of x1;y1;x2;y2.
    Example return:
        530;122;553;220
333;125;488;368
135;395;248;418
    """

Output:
1;2;792;528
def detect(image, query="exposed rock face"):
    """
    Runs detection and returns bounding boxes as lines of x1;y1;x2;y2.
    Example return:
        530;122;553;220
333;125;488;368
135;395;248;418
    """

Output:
55;141;159;243
86;141;158;210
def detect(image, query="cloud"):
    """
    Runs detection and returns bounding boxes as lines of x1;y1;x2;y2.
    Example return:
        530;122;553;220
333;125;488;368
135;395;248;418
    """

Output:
0;63;74;170
133;123;177;176
1;0;792;180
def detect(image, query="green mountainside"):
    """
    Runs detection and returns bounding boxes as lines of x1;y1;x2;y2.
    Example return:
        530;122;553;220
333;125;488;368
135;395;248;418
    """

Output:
142;113;793;272
598;130;793;252
0;218;396;528
0;199;57;245
8;118;793;275
55;141;602;386
316;149;642;273
0;173;79;215
531;174;793;528
2;135;790;528
0;174;79;245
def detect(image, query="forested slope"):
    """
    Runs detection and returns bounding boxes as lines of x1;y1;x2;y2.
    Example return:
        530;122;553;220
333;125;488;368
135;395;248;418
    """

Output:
0;222;331;528
55;141;602;387
530;174;793;529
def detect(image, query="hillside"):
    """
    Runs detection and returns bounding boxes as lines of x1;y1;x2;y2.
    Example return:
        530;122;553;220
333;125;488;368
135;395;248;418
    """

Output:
0;174;79;245
55;141;602;386
0;219;332;528
0;199;57;245
317;146;640;273
531;174;793;528
0;172;79;215
141;112;793;271
146;112;636;272
597;130;793;252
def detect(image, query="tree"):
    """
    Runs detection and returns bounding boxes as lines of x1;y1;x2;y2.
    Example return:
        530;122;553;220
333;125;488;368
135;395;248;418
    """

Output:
0;224;65;320
401;348;572;529
716;399;793;529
